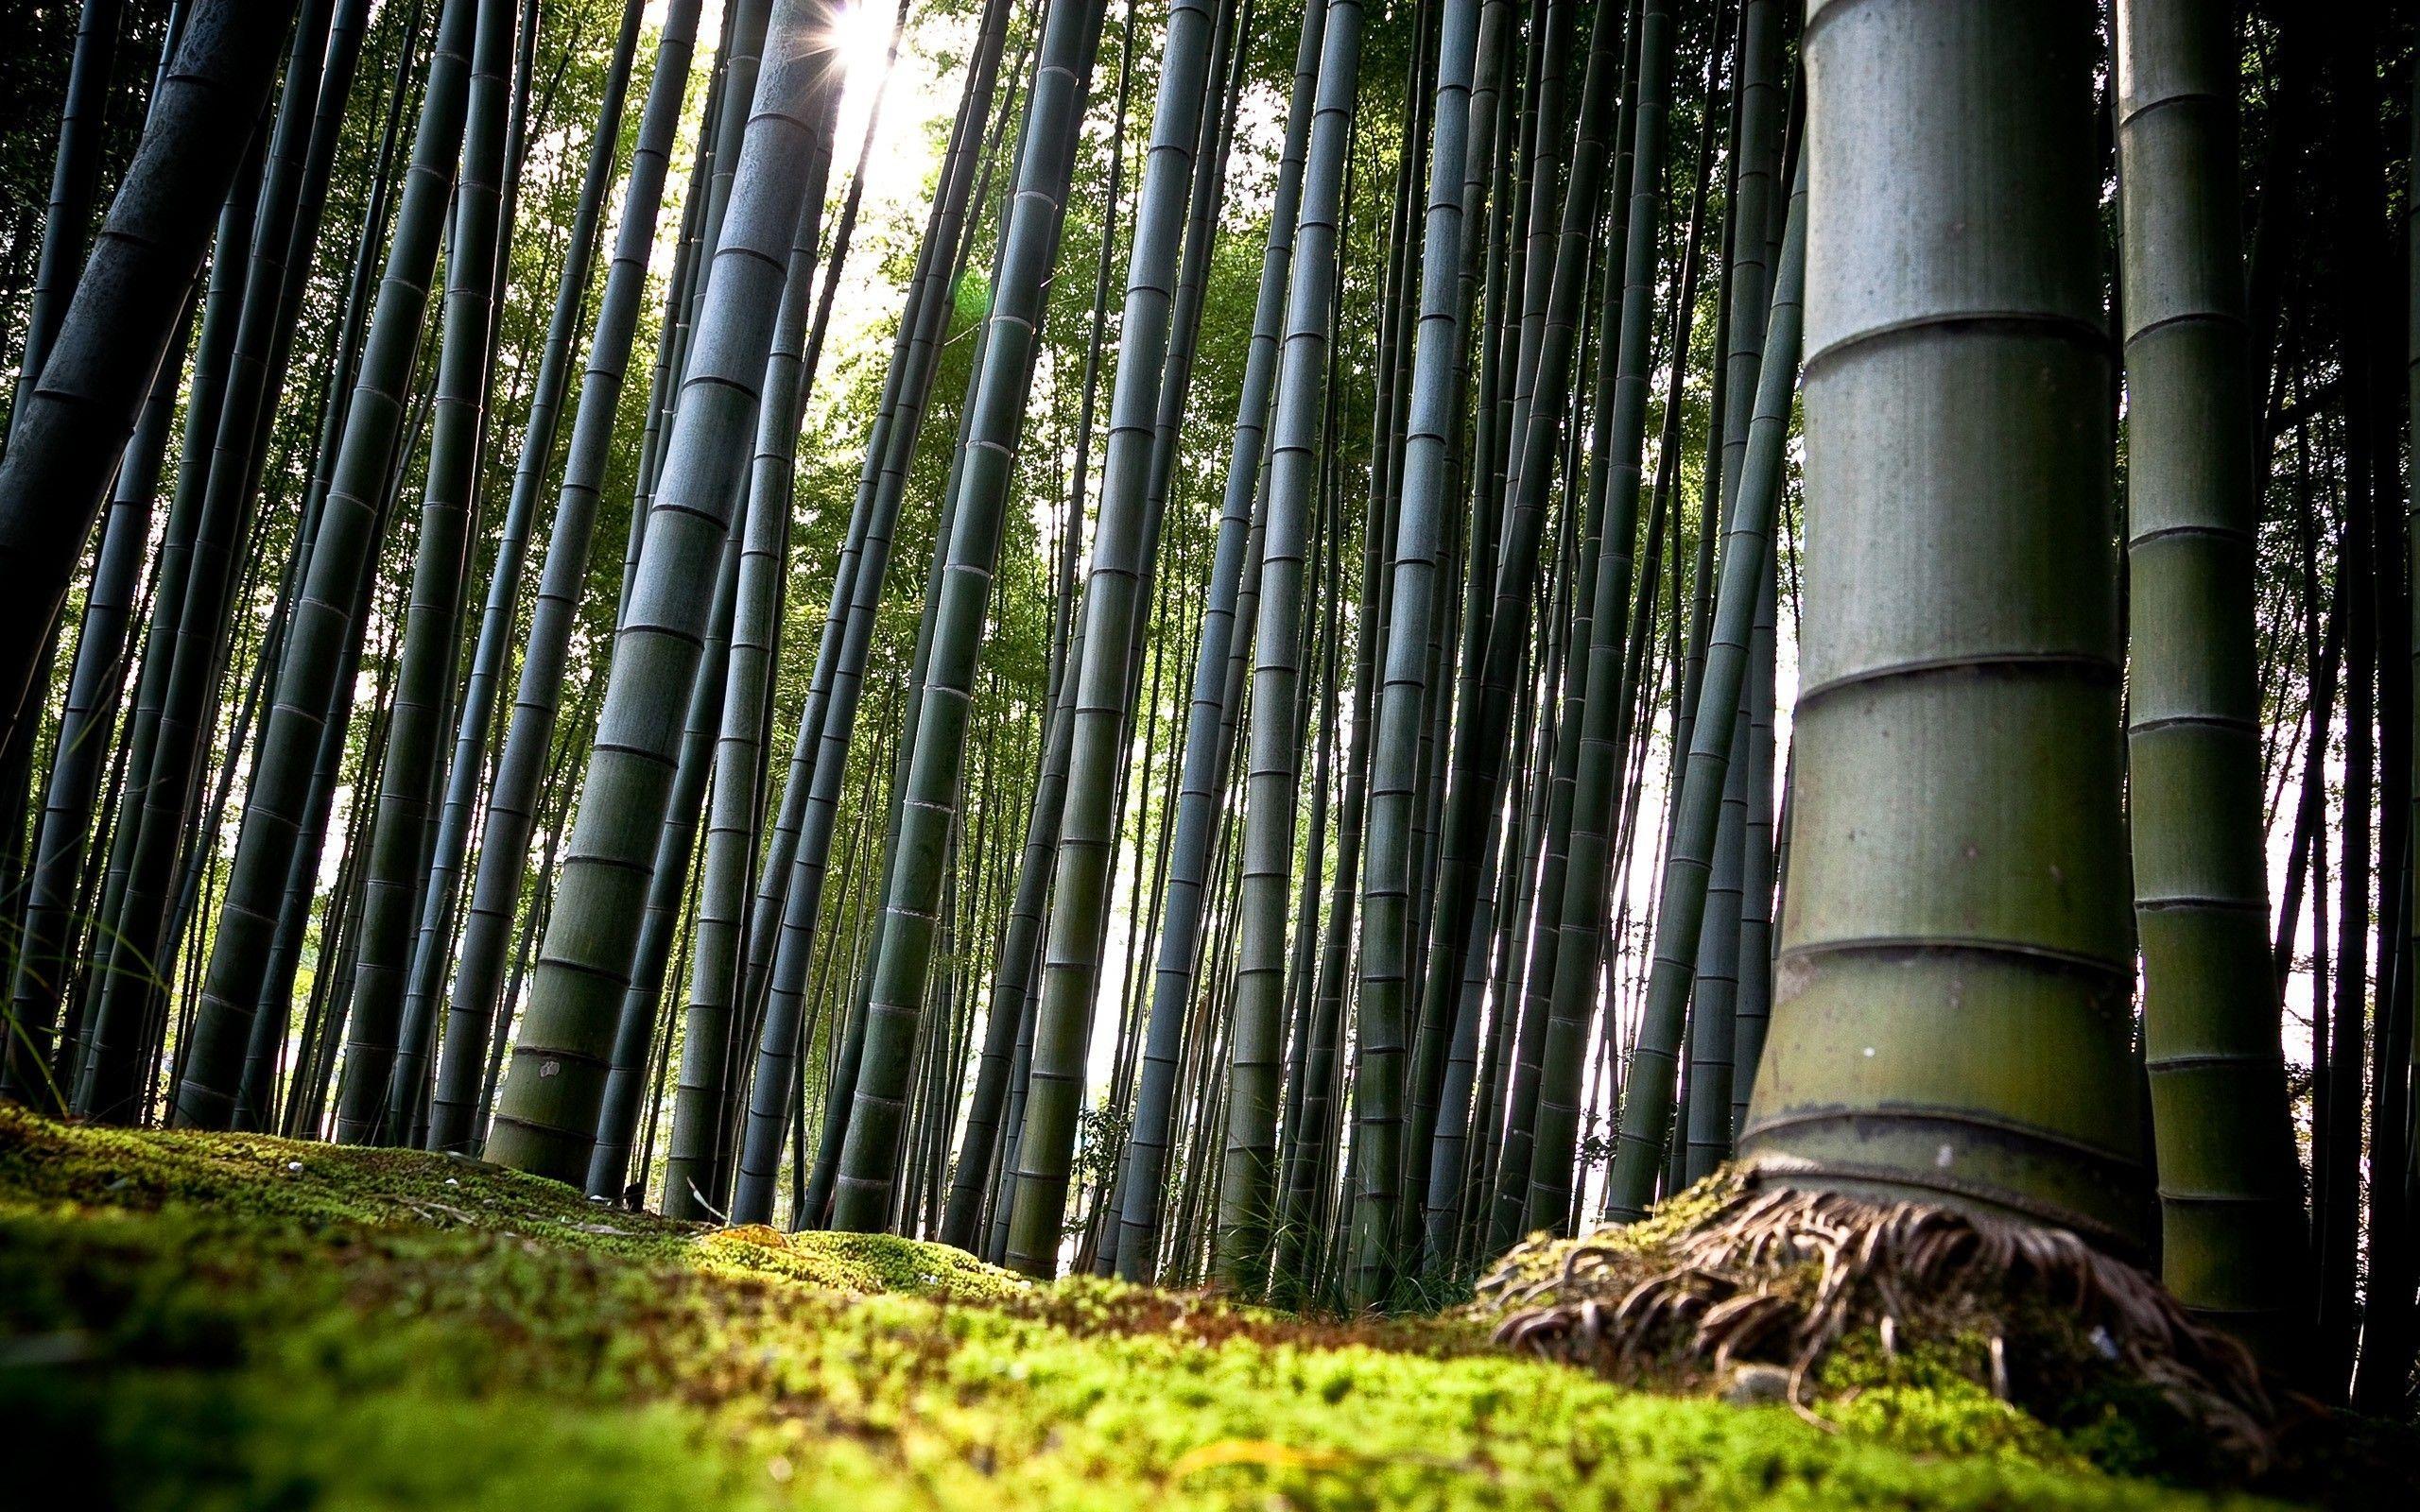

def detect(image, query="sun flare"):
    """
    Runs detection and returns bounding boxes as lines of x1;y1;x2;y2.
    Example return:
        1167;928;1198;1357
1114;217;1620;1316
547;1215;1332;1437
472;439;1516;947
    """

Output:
827;1;897;85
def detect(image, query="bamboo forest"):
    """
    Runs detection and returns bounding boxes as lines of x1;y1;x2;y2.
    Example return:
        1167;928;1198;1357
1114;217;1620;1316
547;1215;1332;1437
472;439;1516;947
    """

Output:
3;0;2419;1505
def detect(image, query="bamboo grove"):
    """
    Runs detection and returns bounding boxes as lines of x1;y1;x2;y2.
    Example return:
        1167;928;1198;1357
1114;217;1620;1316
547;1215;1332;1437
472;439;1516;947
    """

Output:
0;0;2413;1412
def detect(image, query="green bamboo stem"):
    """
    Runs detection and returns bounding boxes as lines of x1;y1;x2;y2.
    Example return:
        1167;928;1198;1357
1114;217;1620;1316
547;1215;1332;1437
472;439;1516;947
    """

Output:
77;131;271;1125
1720;2;1784;1151
1604;160;1803;1223
1729;560;1777;1136
0;0;134;931
388;0;648;1135
824;0;1107;1232
2115;0;2306;1348
484;0;844;1186
69;162;247;1100
1460;0;1652;1240
1091;0;1246;1274
172;0;482;1129
599;513;743;1205
1217;0;1364;1294
942;5;1121;1261
665;112;841;1218
423;0;706;1153
1003;0;1224;1278
1682;710;1748;1182
729;0;915;1034
1408;0;1519;1263
737;0;1022;1226
1115;0;1326;1283
0;0;301;753
1438;1;1631;1251
4;293;190;1105
1737;0;2149;1255
1348;0;1484;1301
5;0;126;440
336;0;517;1144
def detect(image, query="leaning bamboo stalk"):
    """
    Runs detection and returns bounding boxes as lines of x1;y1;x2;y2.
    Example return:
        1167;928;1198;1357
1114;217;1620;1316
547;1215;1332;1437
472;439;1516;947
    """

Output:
1408;0;1519;1265
336;0;519;1144
735;0;1024;1225
77;132;272;1125
424;0;705;1153
1098;0;1316;1277
824;0;1109;1231
1087;0;1246;1280
1426;0;1630;1246
1004;0;1226;1278
484;0;845;1185
731;0;916;1033
595;516;745;1204
1112;0;1325;1282
664;111;842;1218
172;0;483;1129
5;0;127;439
0;0;302;752
1348;0;1485;1302
389;0;648;1134
3;294;190;1105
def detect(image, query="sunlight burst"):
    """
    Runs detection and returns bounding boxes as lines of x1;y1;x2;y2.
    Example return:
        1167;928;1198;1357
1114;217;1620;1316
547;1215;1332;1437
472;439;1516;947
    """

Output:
827;1;896;84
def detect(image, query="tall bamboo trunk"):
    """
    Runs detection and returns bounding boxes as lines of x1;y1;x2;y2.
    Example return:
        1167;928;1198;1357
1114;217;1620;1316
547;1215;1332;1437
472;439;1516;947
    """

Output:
75;128;272;1125
1521;0;1672;1237
664;112;841;1217
424;0;707;1155
1217;0;1364;1294
734;0;1021;1226
723;0;907;1049
3;293;190;1105
1112;0;1327;1283
2113;0;2307;1359
390;0;649;1138
172;0;482;1129
1003;0;1224;1278
485;0;844;1186
0;0;302;754
1345;0;1484;1301
336;0;518;1145
5;0;126;438
1738;0;2151;1256
1602;152;1805;1221
824;0;1109;1234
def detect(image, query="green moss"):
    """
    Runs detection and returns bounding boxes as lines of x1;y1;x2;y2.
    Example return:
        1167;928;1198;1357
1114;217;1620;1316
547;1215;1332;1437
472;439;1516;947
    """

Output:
694;1224;1026;1301
1816;1341;2091;1470
0;1103;1016;1305
0;1110;2286;1510
1475;1170;1747;1301
1829;1383;2088;1469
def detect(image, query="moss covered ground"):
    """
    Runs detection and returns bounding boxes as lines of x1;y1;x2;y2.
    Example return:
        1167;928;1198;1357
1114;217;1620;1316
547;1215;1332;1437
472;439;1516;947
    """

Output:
0;1106;2324;1510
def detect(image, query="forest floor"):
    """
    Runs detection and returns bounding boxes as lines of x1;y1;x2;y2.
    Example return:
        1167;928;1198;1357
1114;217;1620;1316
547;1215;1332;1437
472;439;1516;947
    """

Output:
0;1104;2396;1510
